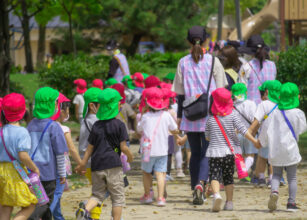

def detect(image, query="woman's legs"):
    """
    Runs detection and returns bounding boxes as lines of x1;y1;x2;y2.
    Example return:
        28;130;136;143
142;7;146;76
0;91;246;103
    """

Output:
0;205;13;220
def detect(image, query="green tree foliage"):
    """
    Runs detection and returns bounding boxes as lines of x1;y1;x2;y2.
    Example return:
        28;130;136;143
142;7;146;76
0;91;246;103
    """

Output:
224;0;266;14
100;0;218;55
277;45;307;112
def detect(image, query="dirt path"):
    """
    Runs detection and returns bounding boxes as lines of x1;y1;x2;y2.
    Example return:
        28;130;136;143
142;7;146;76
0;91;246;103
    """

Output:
61;144;307;220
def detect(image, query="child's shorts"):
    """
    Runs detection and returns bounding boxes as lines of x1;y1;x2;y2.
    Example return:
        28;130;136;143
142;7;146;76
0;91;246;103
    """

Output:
258;147;269;159
141;156;168;173
209;155;235;186
238;133;258;155
91;167;125;207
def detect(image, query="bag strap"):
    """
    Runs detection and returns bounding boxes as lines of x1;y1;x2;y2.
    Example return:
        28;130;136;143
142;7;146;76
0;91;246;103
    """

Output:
233;106;252;125
151;112;164;144
119;111;127;124
207;55;215;98
114;55;127;76
31;120;53;160
280;110;297;141
248;61;263;85
213;115;235;154
0;127;15;161
263;104;278;120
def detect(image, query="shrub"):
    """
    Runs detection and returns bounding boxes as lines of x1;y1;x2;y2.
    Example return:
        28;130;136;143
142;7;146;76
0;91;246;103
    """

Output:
276;45;307;112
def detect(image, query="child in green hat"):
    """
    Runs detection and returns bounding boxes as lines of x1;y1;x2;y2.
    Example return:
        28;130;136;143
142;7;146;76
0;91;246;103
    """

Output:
163;72;175;84
249;80;282;187
121;75;140;107
256;82;307;212
104;77;118;88
27;87;68;219
231;83;257;181
76;88;133;220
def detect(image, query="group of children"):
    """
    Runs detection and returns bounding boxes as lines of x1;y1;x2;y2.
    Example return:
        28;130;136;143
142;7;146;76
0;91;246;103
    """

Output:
0;69;306;220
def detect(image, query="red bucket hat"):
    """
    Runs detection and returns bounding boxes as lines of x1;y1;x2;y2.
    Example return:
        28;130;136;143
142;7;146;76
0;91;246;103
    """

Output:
92;79;103;90
0;98;3;126
161;88;171;109
2;93;26;122
132;72;144;88
139;89;148;113
74;79;87;94
111;83;126;104
211;88;233;116
51;93;70;121
160;82;172;90
145;75;160;88
146;87;166;110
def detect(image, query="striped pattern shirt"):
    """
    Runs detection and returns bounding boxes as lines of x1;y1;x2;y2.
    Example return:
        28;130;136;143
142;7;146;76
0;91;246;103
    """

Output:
205;112;248;158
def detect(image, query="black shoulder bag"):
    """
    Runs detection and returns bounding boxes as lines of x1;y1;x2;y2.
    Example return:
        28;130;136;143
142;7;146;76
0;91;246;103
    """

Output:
182;55;215;121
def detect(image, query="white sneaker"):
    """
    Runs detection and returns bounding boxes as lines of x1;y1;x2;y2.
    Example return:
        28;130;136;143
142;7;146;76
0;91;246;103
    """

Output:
212;193;222;212
176;169;185;178
268;191;279;211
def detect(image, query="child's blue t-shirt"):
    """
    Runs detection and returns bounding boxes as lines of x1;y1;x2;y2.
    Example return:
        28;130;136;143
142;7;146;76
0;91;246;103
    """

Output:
0;125;32;162
27;118;68;181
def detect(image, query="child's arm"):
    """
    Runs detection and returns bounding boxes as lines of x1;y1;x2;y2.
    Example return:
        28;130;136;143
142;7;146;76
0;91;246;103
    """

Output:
177;134;187;146
120;141;134;163
64;132;82;165
76;144;94;174
19;152;40;176
244;131;259;148
56;154;67;184
248;119;260;137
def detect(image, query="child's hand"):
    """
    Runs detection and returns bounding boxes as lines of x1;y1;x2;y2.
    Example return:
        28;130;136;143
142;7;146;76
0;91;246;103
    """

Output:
75;164;86;175
254;140;262;149
60;177;66;184
177;135;187;146
33;167;40;177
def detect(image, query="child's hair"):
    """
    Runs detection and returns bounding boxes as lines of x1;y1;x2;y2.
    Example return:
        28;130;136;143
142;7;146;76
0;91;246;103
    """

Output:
60;102;71;111
191;38;204;64
255;47;269;70
218;45;241;70
148;106;158;112
0;111;9;126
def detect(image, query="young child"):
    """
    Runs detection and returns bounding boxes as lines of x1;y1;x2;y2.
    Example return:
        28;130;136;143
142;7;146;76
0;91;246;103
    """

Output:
256;82;307;212
73;79;87;122
132;72;145;93
144;75;160;89
205;88;258;212
27;87;68;220
122;75;140;107
249;80;282;187
50;93;82;220
231;83;257;181
137;87;180;206
76;88;133;220
92;79;103;90
105;77;118;88
0;93;39;220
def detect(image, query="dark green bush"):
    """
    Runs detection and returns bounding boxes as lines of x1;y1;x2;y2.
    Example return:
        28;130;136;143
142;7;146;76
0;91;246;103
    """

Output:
276;45;307;112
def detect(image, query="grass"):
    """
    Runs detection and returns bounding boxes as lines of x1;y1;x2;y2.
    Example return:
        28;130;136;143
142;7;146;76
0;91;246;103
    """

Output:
10;73;39;102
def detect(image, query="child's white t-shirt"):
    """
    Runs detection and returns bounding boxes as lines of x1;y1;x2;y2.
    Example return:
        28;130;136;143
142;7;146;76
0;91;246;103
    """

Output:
73;94;85;119
254;100;277;122
259;108;307;166
234;99;257;128
137;111;177;157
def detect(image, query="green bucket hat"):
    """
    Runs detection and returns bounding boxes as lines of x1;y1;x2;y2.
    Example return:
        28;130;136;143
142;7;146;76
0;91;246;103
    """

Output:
278;82;299;110
105;78;118;86
258;80;270;92
33;87;59;119
97;88;122;120
231;83;247;99
121;75;135;89
164;72;175;81
83;87;103;118
265;80;282;103
142;73;149;80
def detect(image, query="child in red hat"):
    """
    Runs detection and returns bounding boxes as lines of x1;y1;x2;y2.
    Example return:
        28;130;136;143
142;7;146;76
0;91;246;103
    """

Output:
73;79;87;122
92;79;103;90
132;72;144;93
205;88;257;212
144;75;160;89
137;87;181;207
0;93;40;219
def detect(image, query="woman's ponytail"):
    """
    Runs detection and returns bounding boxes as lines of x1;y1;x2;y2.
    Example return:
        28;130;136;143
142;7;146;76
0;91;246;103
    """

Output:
255;47;269;69
191;39;204;64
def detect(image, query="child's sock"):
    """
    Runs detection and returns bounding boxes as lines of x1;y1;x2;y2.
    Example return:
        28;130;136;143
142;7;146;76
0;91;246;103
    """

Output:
259;173;265;179
245;156;254;171
269;174;273;181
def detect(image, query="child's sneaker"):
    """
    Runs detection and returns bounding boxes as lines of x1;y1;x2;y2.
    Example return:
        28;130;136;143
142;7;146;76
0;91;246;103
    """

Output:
157;197;166;207
223;201;233;211
76;208;90;220
212;193;222;212
193;184;204;205
239;177;251;183
258;178;266;187
267;180;272;189
149;188;154;199
268;191;279;211
176;169;185;178
165;174;174;181
140;194;153;204
286;203;299;212
251;177;259;186
280;177;286;186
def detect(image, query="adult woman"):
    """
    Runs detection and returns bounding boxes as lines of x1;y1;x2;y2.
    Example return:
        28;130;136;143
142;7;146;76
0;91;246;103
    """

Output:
238;35;276;104
218;45;242;90
173;26;228;205
106;40;130;82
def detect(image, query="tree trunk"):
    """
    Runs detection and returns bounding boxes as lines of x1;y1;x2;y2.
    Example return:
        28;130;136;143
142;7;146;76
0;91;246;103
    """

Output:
127;33;142;56
68;14;76;56
21;0;34;73
0;0;11;96
36;24;46;68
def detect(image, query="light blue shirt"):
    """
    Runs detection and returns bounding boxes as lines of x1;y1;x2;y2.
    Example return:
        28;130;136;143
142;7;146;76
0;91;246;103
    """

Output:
0;125;31;162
